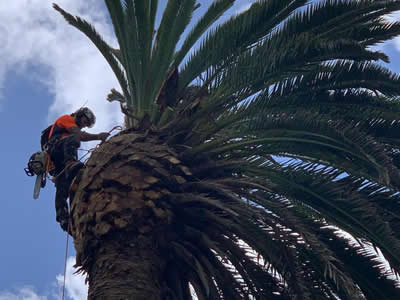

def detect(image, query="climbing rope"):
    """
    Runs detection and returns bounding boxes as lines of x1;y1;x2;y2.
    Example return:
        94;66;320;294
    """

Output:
78;125;123;162
62;226;69;300
62;201;71;300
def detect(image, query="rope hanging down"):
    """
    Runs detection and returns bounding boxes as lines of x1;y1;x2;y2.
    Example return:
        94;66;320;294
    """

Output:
62;222;69;300
62;200;71;300
60;126;122;299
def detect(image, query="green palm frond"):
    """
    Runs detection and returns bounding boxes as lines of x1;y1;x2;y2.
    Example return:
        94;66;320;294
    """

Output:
358;21;400;46
318;226;400;299
52;4;130;101
180;0;400;95
282;0;400;39
211;47;395;106
179;0;309;89
149;0;196;111
253;163;400;268
180;43;394;127
173;0;234;68
243;90;400;124
189;122;395;188
165;171;400;298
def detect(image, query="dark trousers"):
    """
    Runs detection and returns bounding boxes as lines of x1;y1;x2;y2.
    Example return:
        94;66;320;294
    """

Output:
48;135;80;220
49;134;80;174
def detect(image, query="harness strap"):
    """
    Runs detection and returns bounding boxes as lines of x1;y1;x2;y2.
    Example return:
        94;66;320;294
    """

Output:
44;122;58;175
48;122;57;141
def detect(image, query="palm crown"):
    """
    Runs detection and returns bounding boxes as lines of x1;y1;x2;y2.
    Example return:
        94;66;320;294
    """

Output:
54;0;400;299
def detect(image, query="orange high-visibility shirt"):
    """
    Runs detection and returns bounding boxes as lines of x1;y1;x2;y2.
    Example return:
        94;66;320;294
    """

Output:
51;114;78;139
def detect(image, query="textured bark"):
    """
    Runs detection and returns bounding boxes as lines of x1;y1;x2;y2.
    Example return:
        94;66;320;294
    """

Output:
87;236;163;299
69;130;190;299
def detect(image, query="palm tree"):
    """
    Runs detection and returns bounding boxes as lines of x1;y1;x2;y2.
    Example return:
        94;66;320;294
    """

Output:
53;0;400;299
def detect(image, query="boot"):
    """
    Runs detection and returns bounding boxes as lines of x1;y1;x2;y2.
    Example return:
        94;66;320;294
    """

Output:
56;207;69;232
59;217;69;232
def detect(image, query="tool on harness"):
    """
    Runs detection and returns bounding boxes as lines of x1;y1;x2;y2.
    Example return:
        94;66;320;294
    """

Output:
25;122;57;199
24;151;48;199
24;151;47;176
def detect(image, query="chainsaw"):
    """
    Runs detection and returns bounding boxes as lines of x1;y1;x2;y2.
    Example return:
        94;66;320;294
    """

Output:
24;151;48;199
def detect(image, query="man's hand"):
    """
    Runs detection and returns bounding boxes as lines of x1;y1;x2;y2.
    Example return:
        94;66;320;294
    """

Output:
72;130;110;142
98;132;110;141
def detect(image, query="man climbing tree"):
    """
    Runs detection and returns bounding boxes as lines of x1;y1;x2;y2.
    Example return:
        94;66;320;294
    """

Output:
45;107;109;231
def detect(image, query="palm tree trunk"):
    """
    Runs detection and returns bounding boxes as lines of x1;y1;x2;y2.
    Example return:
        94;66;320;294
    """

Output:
69;132;180;299
87;236;164;299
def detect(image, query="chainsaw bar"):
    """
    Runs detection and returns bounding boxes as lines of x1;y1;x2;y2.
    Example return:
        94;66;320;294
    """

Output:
33;174;42;199
33;173;47;200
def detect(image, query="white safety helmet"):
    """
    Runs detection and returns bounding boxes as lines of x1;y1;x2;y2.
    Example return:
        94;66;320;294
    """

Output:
75;107;96;128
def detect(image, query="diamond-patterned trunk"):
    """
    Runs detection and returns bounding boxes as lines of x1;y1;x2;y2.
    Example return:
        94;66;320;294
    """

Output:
69;130;190;299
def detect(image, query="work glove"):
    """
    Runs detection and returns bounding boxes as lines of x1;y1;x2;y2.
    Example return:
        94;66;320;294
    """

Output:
98;132;110;141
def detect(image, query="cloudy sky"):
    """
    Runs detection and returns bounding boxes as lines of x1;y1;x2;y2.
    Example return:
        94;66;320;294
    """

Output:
0;1;399;299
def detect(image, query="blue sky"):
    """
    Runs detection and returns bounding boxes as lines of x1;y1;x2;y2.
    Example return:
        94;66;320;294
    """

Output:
0;1;399;299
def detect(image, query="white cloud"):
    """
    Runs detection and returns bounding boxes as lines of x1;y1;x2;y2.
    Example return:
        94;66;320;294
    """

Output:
385;11;400;22
56;256;88;300
382;11;400;51
0;287;47;300
0;256;87;300
235;0;253;14
0;0;123;132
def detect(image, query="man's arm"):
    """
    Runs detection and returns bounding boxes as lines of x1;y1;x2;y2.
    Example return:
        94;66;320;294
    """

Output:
69;127;109;141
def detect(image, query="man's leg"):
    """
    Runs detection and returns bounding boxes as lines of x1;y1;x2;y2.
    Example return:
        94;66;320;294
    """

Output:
55;173;69;231
62;135;84;180
62;134;79;162
49;138;72;232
